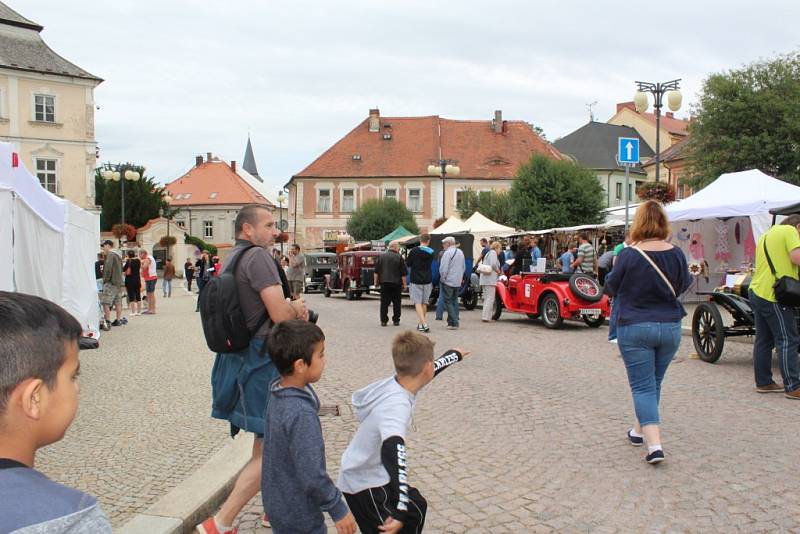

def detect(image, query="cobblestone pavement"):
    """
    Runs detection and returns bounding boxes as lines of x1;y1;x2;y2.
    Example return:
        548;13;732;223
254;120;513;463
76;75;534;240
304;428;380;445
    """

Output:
36;286;231;527
234;292;800;533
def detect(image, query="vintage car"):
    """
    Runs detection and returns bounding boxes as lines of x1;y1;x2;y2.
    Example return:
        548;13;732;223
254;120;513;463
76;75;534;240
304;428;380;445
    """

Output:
492;272;610;329
324;251;381;300
303;252;337;293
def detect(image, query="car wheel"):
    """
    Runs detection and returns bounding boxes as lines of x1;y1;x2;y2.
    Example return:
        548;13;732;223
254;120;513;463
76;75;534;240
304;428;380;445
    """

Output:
692;302;725;363
324;286;331;298
492;293;503;320
569;273;603;303
583;315;605;328
355;291;363;299
462;289;478;310
303;286;309;294
540;294;563;329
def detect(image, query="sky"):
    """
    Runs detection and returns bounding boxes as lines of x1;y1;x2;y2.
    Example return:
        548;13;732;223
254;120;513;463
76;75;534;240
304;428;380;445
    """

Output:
14;0;800;200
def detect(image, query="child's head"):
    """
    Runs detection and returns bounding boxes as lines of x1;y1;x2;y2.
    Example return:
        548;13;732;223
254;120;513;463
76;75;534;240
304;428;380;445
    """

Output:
0;291;82;450
268;320;326;382
392;331;436;381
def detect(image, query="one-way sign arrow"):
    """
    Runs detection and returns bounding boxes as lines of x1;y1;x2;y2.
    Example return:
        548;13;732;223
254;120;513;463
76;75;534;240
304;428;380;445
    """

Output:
618;137;640;165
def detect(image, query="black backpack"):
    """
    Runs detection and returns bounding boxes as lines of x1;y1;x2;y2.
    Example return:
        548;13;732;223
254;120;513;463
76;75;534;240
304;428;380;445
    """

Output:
199;245;268;353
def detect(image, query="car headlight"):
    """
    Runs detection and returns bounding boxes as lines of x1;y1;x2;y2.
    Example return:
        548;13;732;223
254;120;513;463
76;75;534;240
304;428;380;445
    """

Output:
305;277;312;283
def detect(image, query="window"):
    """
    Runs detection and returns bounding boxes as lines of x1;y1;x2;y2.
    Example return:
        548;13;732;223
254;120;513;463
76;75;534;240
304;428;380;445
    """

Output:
34;94;55;122
342;189;355;212
209;192;218;199
678;184;686;199
36;159;57;194
408;188;422;212
203;220;213;239
317;189;331;212
176;220;186;229
455;190;467;210
232;220;237;239
615;183;622;200
629;184;634;200
384;188;397;201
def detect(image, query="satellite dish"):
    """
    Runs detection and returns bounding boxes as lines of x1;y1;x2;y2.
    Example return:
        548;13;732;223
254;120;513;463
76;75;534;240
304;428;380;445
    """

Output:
278;219;289;231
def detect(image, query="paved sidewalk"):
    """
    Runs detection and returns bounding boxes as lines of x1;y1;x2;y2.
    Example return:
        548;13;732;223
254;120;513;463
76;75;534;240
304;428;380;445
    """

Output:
231;292;799;533
36;288;230;527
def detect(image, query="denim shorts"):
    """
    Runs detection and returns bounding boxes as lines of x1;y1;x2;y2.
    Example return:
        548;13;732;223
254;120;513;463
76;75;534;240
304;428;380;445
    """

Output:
145;279;157;293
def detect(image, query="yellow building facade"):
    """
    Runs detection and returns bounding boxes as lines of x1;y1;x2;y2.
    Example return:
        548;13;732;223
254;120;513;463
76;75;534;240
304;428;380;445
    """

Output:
0;3;102;210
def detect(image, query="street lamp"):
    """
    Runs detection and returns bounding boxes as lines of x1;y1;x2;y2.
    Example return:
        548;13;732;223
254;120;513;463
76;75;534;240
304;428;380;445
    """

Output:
633;79;682;183
101;165;141;225
427;159;460;217
277;190;286;255
159;192;173;259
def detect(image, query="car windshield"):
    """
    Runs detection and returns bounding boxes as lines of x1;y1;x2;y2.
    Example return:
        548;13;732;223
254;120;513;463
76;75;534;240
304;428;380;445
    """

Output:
311;256;335;265
361;256;377;266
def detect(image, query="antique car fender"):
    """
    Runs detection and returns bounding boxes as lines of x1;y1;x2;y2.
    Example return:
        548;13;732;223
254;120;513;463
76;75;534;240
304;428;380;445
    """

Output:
538;284;571;317
495;277;513;308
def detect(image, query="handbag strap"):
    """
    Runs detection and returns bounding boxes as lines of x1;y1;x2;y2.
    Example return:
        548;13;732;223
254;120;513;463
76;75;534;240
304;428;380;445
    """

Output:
631;246;676;297
762;239;778;277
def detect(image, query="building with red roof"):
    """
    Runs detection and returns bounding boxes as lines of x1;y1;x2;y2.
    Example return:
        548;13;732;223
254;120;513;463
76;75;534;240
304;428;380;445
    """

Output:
286;108;561;248
164;151;275;247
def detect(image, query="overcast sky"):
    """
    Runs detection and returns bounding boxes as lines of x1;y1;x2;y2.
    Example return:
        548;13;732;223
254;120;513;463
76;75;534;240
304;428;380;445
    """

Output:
15;0;800;199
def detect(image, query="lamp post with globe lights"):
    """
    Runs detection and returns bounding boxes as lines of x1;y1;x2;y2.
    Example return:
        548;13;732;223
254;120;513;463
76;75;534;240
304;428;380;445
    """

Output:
633;79;682;183
101;165;140;225
158;191;174;265
427;159;460;217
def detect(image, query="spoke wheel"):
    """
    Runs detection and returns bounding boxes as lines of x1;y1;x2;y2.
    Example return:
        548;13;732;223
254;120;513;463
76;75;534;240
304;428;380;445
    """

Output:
692;302;725;363
540;294;563;329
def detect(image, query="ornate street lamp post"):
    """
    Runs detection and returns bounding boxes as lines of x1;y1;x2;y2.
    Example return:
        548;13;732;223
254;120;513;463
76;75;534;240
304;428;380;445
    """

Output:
101;165;140;225
158;192;173;260
634;79;682;183
427;159;460;217
277;190;286;255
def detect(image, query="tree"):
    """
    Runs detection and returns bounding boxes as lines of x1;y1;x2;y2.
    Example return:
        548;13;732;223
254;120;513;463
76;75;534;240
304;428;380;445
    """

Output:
509;155;604;230
456;189;513;226
346;199;419;241
686;51;800;189
95;163;173;231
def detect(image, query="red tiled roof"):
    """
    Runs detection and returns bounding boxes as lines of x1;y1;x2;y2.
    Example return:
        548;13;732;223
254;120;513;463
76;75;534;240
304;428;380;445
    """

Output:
293;113;561;179
165;160;273;207
615;102;690;136
643;136;690;167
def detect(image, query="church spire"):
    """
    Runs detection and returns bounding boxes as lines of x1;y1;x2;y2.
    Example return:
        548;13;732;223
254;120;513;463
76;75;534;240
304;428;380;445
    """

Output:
243;136;261;182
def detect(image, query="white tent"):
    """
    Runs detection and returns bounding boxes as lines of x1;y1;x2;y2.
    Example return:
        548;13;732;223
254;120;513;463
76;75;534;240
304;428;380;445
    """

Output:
430;215;468;234
0;142;100;338
665;169;800;237
463;211;515;236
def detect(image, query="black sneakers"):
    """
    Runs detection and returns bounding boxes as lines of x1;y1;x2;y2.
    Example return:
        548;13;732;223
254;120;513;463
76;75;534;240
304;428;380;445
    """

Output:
627;429;644;447
646;449;665;464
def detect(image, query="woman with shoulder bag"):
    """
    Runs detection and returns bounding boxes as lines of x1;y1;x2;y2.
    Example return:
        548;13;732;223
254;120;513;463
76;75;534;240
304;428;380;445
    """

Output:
479;241;503;322
604;201;692;465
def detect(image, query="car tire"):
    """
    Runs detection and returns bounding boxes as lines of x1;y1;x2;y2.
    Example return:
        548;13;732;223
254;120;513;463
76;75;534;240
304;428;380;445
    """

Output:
324;286;331;298
303;286;309;294
492;294;503;320
692;302;725;363
583;315;605;328
345;288;355;300
540;293;563;329
569;273;603;303
462;289;478;310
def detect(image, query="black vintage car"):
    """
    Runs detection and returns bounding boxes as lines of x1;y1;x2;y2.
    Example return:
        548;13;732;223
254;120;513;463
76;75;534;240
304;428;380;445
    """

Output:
303;252;337;293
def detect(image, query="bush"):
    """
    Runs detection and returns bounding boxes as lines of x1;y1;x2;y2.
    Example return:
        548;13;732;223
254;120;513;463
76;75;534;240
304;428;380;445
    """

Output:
185;234;217;256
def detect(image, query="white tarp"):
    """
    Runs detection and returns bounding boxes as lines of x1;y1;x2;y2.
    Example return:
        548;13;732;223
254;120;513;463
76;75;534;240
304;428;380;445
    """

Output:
463;211;515;234
430;215;468;234
0;142;100;337
665;169;800;225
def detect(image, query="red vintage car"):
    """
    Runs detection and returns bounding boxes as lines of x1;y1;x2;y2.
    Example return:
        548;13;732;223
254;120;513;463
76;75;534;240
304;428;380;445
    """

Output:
324;251;381;300
492;272;610;329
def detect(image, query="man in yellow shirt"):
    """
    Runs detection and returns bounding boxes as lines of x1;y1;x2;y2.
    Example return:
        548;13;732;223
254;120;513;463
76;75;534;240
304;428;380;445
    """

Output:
750;214;800;399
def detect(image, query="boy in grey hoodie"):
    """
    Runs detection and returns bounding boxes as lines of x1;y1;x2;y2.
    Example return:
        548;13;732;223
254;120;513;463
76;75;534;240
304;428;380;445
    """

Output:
338;331;468;534
262;321;357;534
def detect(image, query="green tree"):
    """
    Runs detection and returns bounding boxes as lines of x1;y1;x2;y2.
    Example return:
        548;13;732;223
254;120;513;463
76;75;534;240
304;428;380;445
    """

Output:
95;163;173;231
456;188;513;226
686;51;800;188
346;198;419;241
509;155;604;230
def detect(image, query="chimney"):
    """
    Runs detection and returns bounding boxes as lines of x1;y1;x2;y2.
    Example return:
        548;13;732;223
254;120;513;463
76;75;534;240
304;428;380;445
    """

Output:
206;152;212;162
368;108;380;132
493;110;503;133
195;155;203;167
230;160;237;172
617;101;637;113
666;112;674;119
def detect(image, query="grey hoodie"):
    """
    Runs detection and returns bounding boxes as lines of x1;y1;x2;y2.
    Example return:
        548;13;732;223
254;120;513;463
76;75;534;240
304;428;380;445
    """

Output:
337;376;416;494
262;381;349;534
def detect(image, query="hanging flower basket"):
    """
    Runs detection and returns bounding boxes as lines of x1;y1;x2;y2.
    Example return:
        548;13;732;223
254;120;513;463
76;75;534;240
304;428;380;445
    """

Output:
159;235;177;247
112;223;137;241
275;232;289;244
637;182;676;204
432;216;447;229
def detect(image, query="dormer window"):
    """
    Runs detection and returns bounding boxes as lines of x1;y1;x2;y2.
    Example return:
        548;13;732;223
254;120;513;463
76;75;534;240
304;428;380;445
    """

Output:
352;154;361;161
209;192;218;199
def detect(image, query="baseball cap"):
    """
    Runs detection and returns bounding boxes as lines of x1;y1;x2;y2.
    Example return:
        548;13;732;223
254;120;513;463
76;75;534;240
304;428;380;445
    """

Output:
101;239;114;247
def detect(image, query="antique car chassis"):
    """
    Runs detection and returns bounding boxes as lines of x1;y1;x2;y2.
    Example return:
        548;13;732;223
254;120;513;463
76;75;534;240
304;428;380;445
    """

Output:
691;291;756;363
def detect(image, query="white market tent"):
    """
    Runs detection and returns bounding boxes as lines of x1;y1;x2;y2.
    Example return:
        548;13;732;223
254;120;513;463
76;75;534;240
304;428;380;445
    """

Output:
463;211;515;237
0;142;100;338
429;215;468;234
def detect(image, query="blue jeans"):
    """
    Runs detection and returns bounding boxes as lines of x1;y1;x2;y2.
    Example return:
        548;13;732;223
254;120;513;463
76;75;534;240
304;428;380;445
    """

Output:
435;287;445;320
442;284;460;327
618;322;681;426
162;279;172;297
750;290;800;392
608;299;620;341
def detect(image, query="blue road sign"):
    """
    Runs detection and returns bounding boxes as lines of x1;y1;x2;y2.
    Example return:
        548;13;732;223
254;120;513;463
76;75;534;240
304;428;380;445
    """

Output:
618;137;640;164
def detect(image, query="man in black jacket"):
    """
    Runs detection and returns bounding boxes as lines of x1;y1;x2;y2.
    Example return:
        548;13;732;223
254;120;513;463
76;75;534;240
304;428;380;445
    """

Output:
405;233;434;332
374;241;407;326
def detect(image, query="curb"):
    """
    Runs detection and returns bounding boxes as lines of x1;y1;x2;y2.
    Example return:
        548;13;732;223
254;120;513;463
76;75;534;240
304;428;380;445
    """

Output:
118;433;253;534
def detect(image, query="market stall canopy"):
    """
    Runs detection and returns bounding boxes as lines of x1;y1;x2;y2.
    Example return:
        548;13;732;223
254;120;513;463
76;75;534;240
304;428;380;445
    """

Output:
463;211;515;235
380;225;415;244
430;215;468;234
665;170;800;221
